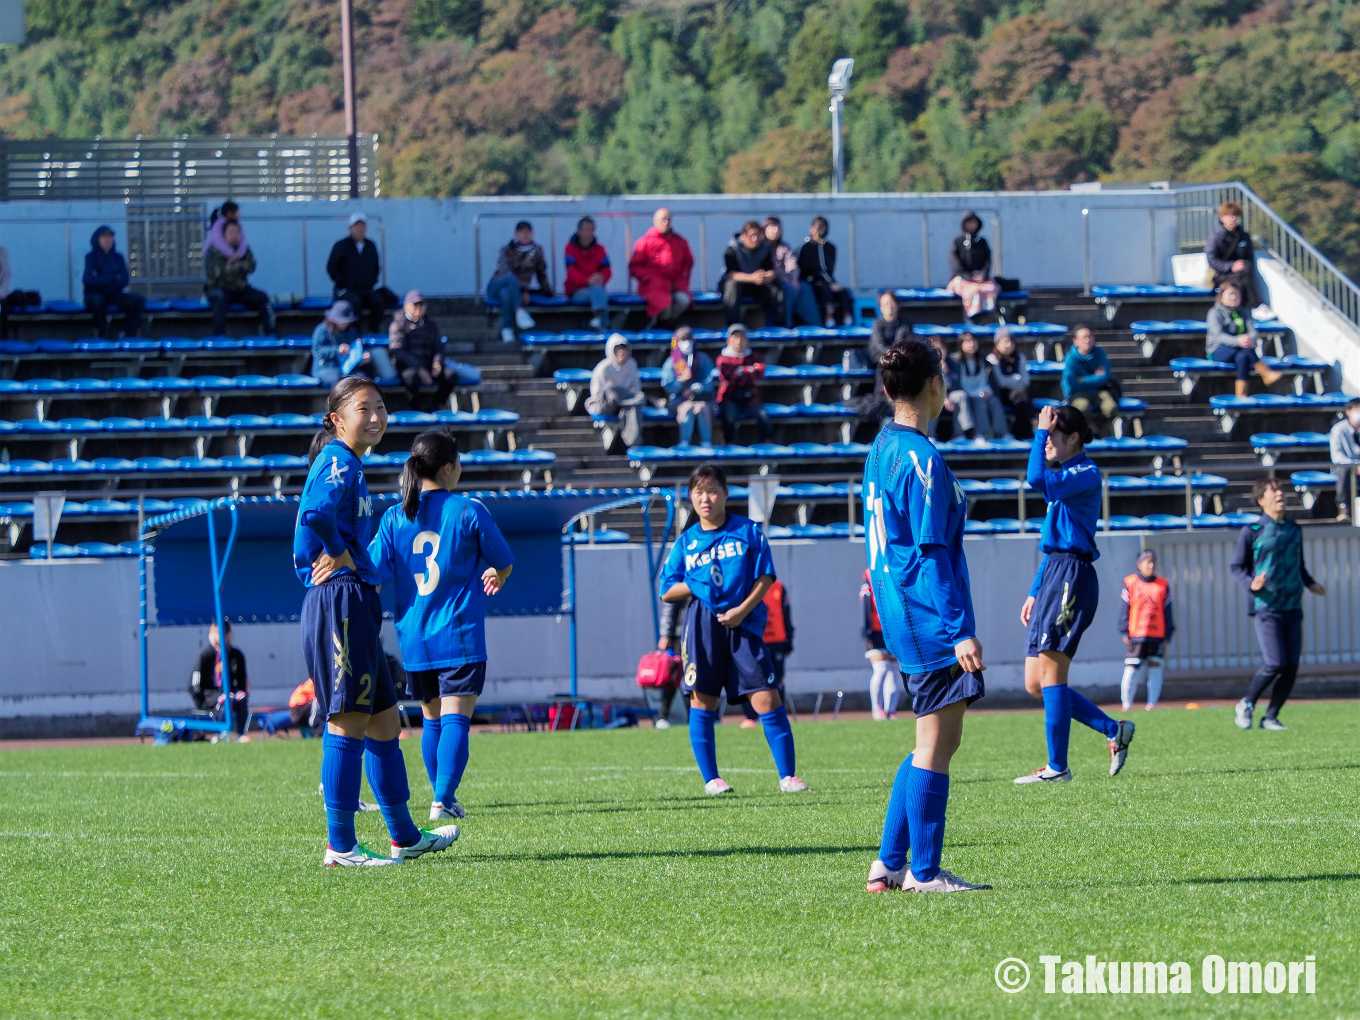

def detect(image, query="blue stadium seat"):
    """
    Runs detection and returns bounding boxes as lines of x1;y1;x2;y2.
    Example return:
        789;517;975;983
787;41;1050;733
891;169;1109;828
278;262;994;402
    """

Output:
109;377;155;392
1291;469;1339;509
220;456;266;472
0;340;35;354
275;373;321;388
244;336;286;350
92;457;137;472
150;376;196;392
163;338;206;351
1092;285;1213;299
82;417;129;432
190;375;238;391
297;296;333;310
36;339;78;353
184;415;232;432
139;416;192;432
76;340;119;353
135;456;182;473
28;544;80;558
562;528;631;544
270;413;322;428
83;499;136;515
0;420;19;435
0;500;35;517
51;459;97;474
17;418;60;434
262;454;308;470
74;541;133;557
282;335;314;350
168;299;209;312
201;336;245;351
226;414;273;430
1;459;52;475
173;456;225;472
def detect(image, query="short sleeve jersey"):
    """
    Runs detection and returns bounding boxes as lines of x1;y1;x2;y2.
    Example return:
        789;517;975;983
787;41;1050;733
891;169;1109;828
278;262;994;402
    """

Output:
863;423;974;672
292;440;380;586
658;512;775;636
368;491;515;670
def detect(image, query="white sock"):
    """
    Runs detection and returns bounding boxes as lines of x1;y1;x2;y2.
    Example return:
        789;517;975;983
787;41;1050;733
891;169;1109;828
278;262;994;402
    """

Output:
1120;659;1145;710
883;667;902;716
869;659;890;714
1146;659;1164;708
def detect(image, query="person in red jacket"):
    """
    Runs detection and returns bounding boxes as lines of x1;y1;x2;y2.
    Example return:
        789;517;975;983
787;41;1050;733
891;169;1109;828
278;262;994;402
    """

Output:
715;323;771;443
564;216;612;331
629;207;694;328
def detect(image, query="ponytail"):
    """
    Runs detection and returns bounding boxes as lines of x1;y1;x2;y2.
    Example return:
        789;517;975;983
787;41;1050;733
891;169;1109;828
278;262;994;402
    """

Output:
308;376;383;465
400;429;461;519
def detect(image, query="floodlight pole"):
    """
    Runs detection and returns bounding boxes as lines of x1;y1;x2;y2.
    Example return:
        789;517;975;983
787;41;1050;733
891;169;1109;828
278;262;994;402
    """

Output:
341;0;360;198
828;58;854;195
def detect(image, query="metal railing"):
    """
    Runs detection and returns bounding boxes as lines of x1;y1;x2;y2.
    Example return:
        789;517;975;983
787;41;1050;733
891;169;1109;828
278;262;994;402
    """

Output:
1175;181;1360;328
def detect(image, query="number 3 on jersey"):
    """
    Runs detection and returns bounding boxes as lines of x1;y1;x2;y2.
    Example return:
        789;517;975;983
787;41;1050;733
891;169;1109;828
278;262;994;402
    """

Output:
413;530;441;596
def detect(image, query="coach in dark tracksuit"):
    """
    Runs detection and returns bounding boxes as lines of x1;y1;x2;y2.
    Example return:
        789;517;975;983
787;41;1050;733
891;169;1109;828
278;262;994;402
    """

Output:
1230;477;1326;731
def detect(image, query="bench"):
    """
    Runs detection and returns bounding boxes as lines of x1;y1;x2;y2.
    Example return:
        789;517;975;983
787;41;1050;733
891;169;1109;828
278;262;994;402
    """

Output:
1129;319;1289;360
1169;356;1329;397
589;402;860;450
1091;285;1214;322
1290;469;1339;510
1209;392;1347;434
552;364;875;413
1249;431;1331;468
521;324;873;372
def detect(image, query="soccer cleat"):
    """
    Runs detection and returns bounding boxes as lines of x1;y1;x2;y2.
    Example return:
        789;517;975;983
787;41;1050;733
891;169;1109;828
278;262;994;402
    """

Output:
865;859;907;893
871;708;886;721
779;775;809;793
1014;765;1073;784
1234;698;1255;730
1260;716;1288;731
391;824;460;861
514;307;536;330
739;718;758;729
704;777;734;795
1108;719;1135;776
903;868;992;893
654;718;671;730
430;800;466;821
324;842;400;867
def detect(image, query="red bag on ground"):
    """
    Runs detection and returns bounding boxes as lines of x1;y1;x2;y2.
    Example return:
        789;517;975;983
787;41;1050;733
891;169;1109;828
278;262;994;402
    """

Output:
637;650;681;688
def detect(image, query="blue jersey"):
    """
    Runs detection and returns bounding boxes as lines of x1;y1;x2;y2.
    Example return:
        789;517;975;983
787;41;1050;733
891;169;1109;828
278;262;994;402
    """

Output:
293;439;380;587
368;491;515;670
659;512;775;636
863;423;976;673
1027;430;1102;596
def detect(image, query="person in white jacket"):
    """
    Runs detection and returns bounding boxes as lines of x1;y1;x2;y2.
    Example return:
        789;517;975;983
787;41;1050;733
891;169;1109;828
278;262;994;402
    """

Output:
956;334;1007;439
585;334;645;448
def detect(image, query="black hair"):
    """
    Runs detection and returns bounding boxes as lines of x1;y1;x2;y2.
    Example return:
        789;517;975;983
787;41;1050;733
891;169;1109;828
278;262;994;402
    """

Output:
1051;404;1094;445
811;215;829;232
577;215;595;229
1251;476;1283;503
400;429;460;520
741;219;762;235
763;215;781;228
1346;397;1360;412
1073;324;1095;339
515;220;532;232
209;619;232;632
308;376;384;464
222;200;239;216
880;339;942;402
688;463;728;492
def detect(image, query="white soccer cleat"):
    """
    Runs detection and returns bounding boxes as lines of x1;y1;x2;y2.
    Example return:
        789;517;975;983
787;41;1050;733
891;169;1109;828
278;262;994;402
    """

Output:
324;843;400;867
391;824;460;861
1234;698;1255;730
903;868;992;892
654;718;671;730
865;859;907;893
515;307;536;330
704;777;734;795
430;800;465;821
1014;765;1073;785
779;775;809;793
1108;719;1135;776
1260;717;1288;731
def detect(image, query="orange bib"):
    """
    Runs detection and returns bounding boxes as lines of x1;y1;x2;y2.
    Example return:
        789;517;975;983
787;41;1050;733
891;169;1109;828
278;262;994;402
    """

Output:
1124;574;1168;639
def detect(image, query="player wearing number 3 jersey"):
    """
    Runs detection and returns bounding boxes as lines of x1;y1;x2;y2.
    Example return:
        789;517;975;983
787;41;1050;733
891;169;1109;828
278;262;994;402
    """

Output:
369;429;514;822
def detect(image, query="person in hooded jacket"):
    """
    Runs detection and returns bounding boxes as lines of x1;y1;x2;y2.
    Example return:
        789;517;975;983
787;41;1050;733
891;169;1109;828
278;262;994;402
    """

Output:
564;216;612;331
585;334;646;448
946;212;1001;320
719;220;778;326
83;226;146;339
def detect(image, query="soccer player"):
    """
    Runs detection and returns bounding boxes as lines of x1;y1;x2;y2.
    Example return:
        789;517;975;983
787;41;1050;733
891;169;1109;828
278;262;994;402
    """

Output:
369;428;514;820
1015;404;1135;784
1118;550;1174;710
862;340;990;894
659;464;806;795
1231;477;1326;731
296;377;459;867
860;567;901;720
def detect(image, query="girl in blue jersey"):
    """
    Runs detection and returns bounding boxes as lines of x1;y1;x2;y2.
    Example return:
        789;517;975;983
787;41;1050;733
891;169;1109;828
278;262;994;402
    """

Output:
369;429;514;822
297;377;459;867
659;464;805;795
1015;403;1135;785
862;341;991;894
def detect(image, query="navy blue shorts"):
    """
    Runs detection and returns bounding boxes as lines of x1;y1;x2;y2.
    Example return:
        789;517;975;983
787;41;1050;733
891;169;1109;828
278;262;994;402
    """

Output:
904;662;985;717
681;600;778;701
407;662;487;701
1026;552;1099;659
301;575;398;719
1126;638;1165;661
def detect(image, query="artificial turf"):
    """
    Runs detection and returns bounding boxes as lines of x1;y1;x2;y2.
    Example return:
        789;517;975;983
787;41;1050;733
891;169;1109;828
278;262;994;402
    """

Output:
0;701;1357;1019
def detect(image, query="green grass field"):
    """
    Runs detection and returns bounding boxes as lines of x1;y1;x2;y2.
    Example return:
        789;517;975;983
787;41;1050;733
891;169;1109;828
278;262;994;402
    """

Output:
1;702;1357;1019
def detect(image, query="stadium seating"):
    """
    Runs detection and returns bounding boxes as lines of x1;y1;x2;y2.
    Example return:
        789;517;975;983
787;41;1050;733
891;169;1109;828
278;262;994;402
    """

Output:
1249;431;1331;467
1169;355;1330;397
1091;284;1214;322
1290;469;1339;509
552;364;874;412
1209;392;1347;434
1130;319;1289;359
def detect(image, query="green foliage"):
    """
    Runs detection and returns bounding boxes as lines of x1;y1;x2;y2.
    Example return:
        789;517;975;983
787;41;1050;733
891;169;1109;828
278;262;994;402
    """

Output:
852;0;904;79
409;0;486;41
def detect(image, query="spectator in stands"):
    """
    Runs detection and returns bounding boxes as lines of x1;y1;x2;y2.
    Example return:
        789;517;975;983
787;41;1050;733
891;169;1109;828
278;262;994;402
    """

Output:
797;216;852;327
629;207;694;328
957;334;1008;439
487;220;552;343
83;226;146;339
1206;281;1281;397
389;289;455;411
946;211;1000;320
586;333;645;448
205;221;275;336
564;216;611;332
662;326;716;447
189;620;249;737
988;326;1034;440
720;220;778;326
858;291;911;422
1062;325;1117;432
202;201;246;260
327;211;393;334
1206;200;1256;308
764;217;818;327
924;335;971;440
716;323;772;444
311;300;395;387
1329;398;1360;520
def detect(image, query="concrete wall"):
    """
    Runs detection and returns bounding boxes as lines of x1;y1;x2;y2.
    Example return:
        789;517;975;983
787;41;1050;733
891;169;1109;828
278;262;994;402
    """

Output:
1257;254;1360;393
0;200;130;303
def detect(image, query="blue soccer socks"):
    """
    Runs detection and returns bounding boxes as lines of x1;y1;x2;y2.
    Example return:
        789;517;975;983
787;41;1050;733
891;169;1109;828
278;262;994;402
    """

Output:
321;732;364;853
906;765;950;883
758;706;796;779
363;736;421;848
1069;687;1119;739
877;753;915;871
1042;684;1072;773
434;712;472;807
688;707;720;783
420;716;441;792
